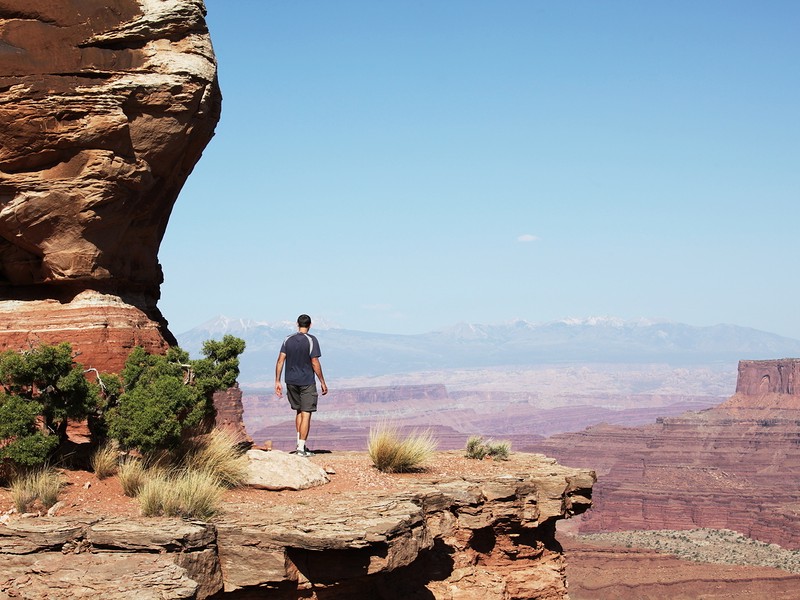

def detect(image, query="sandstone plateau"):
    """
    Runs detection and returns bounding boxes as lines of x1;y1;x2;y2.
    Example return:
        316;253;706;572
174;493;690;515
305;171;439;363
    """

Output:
0;451;595;599
532;359;800;550
0;0;220;371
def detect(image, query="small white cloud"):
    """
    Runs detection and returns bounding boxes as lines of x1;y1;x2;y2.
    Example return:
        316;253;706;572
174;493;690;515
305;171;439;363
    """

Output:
517;234;539;243
361;303;393;312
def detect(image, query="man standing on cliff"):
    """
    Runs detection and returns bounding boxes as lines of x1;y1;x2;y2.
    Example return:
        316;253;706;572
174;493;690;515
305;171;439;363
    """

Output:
274;314;328;456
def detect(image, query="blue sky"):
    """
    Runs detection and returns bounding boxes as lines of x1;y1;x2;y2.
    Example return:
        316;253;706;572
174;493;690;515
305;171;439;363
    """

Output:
159;1;800;338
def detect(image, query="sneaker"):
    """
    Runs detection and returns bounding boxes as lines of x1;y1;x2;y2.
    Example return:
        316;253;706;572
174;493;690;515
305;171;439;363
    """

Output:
297;449;315;457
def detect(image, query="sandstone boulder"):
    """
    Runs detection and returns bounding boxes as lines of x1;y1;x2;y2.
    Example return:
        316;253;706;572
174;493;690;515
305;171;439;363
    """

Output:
245;449;330;491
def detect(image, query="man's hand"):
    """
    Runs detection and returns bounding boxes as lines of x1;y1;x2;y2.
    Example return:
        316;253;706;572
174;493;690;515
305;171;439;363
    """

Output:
275;352;286;398
321;382;328;395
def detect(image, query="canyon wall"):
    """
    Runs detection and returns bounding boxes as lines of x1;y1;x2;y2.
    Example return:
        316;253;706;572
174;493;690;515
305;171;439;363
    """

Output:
0;0;221;372
533;358;800;549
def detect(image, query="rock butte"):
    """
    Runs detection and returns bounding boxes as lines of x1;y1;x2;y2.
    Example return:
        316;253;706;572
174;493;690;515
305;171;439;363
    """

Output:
0;0;221;372
533;358;800;550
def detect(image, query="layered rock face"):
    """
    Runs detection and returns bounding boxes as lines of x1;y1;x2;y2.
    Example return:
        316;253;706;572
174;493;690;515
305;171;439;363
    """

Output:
0;453;595;599
213;385;253;445
0;0;220;371
533;359;800;549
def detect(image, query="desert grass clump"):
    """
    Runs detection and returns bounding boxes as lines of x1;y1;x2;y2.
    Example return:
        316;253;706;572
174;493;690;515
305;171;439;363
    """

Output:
174;469;224;519
486;440;511;461
117;457;149;497
465;435;489;460
182;429;248;488
10;476;38;513
138;469;223;520
90;443;119;479
464;436;511;461
138;471;177;517
368;423;437;473
10;467;64;512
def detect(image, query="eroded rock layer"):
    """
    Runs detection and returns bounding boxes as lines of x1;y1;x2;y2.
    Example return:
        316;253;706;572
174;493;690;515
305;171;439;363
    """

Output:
533;359;800;549
0;452;595;599
0;0;221;369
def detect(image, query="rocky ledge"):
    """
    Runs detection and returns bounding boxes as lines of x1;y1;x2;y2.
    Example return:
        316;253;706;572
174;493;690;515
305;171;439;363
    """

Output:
0;453;594;600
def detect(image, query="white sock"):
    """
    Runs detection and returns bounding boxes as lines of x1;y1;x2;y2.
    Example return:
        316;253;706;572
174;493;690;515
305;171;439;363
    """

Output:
296;440;305;452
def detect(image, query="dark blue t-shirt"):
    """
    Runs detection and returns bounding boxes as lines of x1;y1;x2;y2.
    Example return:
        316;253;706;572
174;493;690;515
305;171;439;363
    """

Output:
280;332;321;386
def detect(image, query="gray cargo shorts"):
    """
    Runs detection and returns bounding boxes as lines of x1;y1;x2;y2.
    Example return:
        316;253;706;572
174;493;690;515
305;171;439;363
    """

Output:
287;384;318;412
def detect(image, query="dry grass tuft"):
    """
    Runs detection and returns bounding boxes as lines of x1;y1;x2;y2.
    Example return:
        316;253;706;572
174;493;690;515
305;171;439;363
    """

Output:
368;423;437;473
139;469;223;520
90;443;119;479
122;430;244;519
117;457;148;497
182;429;248;488
10;467;63;512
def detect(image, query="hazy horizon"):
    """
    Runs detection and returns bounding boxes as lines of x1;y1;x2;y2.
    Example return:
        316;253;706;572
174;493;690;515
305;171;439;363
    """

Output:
158;1;800;340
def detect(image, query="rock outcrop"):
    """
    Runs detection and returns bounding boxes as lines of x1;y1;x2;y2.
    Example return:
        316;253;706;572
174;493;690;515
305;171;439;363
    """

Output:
0;0;221;372
213;385;253;445
0;452;595;599
532;358;800;549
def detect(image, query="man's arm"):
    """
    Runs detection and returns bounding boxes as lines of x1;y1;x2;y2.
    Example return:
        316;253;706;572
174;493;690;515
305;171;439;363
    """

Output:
274;352;286;397
311;357;328;395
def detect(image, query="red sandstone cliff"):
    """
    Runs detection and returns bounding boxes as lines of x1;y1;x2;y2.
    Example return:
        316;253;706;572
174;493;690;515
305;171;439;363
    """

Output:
0;0;221;372
532;358;800;549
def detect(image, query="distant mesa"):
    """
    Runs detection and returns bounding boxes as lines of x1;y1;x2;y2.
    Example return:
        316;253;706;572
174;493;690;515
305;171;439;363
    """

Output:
725;358;800;409
0;1;221;372
531;357;800;550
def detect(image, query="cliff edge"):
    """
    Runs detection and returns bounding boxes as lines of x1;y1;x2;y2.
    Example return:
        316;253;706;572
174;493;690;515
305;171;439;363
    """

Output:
0;451;595;599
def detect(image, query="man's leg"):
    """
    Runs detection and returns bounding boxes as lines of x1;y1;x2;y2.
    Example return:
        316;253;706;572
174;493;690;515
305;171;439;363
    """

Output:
297;411;312;447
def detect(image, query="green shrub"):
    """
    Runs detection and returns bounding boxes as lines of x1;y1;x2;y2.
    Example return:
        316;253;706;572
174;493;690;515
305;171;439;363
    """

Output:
0;343;99;438
107;338;245;455
368;424;437;473
465;435;489;460
10;467;64;512
0;343;99;470
0;429;59;470
464;436;511;461
486;440;511;461
108;375;200;454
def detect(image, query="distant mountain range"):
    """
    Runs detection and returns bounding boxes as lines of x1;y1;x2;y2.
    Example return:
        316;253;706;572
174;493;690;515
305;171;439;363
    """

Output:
176;316;800;387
